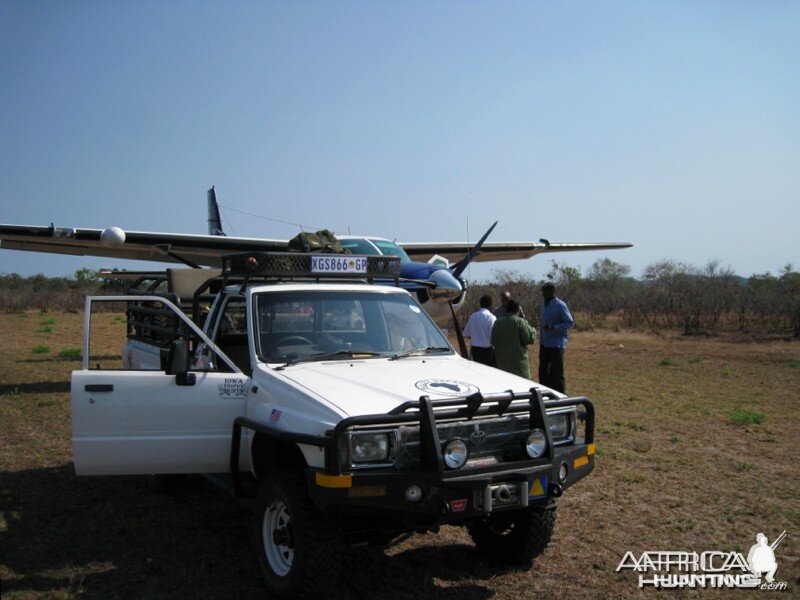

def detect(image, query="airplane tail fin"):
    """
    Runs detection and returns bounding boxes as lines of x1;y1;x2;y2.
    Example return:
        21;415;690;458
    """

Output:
207;186;226;236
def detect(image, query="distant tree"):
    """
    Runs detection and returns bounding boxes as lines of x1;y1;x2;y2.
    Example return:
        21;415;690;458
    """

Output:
587;258;631;283
545;260;582;288
74;268;99;286
584;258;632;322
745;271;780;331
630;260;692;330
696;260;739;334
778;264;800;336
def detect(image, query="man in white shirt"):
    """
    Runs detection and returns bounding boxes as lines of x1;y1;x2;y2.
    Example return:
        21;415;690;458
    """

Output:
463;294;497;366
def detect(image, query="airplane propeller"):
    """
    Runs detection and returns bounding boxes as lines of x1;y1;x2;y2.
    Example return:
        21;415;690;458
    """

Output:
450;301;469;358
450;221;498;279
446;221;498;359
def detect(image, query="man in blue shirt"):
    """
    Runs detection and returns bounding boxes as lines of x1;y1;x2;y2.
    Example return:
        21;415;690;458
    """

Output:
538;282;574;393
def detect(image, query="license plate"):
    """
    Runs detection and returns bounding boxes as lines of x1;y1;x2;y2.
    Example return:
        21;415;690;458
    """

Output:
311;256;367;274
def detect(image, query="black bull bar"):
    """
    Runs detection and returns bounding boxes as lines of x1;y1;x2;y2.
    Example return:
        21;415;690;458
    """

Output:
230;388;594;497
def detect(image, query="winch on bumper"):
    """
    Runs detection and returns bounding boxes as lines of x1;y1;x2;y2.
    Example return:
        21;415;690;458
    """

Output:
302;388;595;522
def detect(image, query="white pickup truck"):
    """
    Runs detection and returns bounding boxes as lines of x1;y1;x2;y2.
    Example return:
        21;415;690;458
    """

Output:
71;252;596;599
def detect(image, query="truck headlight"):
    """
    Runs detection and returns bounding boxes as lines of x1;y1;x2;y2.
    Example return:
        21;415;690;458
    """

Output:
546;412;571;439
442;439;469;469
525;429;547;458
349;432;390;463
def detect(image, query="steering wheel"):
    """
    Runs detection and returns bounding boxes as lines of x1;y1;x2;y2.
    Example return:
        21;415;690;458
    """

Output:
277;335;314;346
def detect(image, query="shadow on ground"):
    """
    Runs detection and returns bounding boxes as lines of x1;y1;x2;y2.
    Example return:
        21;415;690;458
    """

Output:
17;354;121;364
0;467;504;599
0;381;70;394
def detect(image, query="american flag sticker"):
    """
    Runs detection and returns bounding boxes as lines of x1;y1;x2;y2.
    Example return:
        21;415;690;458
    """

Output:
269;408;282;423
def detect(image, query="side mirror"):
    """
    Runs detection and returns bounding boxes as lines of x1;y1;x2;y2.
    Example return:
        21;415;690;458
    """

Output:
162;340;189;376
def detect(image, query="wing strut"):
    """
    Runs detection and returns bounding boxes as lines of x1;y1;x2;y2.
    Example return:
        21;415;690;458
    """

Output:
154;244;202;269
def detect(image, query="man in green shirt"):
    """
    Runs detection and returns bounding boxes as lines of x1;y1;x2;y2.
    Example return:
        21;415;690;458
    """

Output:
490;299;537;379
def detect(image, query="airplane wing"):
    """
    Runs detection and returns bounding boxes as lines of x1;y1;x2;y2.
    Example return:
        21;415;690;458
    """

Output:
0;224;288;268
0;223;632;268
400;241;633;263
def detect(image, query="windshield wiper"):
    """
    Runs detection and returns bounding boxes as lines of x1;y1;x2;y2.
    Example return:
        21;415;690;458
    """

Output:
276;350;381;370
389;346;452;361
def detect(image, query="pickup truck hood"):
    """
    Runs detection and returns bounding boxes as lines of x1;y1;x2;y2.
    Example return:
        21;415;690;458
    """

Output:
277;356;540;417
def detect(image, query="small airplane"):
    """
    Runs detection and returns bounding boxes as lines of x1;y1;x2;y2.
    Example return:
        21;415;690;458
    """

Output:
0;187;632;341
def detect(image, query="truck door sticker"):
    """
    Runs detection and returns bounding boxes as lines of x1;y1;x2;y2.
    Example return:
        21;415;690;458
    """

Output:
218;378;246;399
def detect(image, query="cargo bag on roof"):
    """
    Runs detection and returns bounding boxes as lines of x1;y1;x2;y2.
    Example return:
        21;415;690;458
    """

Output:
287;229;348;254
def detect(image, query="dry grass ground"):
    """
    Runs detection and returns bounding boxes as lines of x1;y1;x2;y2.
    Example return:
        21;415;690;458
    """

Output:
0;312;798;599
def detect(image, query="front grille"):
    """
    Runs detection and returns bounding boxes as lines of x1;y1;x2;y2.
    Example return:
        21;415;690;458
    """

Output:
394;415;531;469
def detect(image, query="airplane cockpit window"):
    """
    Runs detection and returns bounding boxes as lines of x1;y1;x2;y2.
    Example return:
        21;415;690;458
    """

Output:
255;291;451;365
339;238;379;256
369;239;411;262
314;237;410;262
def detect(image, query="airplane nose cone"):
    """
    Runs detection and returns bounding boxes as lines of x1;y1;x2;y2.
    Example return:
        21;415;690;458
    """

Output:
429;269;463;303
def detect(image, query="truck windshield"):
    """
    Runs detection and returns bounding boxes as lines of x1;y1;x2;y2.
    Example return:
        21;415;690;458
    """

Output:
254;290;452;365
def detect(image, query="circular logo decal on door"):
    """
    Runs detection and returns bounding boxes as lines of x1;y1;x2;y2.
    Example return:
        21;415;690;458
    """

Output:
415;379;479;397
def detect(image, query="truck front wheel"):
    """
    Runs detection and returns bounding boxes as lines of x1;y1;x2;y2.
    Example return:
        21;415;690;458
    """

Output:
253;470;343;599
467;505;556;566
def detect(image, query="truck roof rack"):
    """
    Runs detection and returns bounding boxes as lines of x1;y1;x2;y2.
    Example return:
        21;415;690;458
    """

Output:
178;252;403;327
113;252;405;335
221;251;401;283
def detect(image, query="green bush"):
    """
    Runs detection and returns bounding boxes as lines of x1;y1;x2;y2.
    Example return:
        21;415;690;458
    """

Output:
730;408;766;426
32;345;50;354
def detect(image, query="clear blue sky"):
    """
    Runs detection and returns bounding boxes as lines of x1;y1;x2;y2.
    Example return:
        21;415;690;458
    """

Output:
1;1;798;281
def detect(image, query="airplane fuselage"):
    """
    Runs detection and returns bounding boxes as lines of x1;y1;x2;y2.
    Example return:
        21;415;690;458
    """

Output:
337;235;466;327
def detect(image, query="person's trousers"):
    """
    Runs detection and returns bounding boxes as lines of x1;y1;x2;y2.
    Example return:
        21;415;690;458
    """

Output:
470;346;496;367
539;346;566;393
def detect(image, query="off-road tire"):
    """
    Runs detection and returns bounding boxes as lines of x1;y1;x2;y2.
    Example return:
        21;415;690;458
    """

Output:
467;505;556;566
252;469;343;599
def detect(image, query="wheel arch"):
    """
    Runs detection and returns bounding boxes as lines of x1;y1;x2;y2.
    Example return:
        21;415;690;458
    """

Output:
250;432;309;479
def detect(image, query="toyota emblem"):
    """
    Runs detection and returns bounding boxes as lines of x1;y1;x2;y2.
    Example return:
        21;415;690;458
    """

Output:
470;429;486;446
